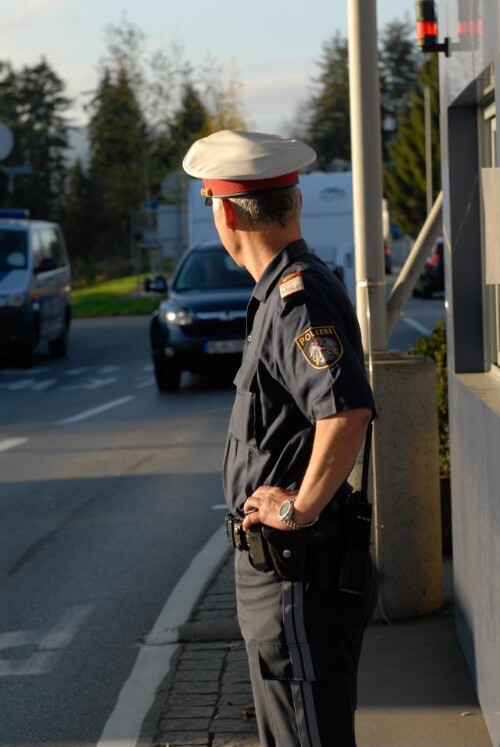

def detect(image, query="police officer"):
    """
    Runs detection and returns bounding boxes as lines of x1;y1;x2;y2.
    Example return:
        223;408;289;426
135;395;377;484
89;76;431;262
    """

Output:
183;130;378;747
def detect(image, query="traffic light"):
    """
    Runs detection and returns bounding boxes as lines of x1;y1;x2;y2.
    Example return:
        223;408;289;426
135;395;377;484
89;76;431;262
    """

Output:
415;0;450;56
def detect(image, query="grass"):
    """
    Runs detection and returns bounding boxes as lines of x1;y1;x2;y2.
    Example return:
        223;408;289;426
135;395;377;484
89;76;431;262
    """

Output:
72;275;161;318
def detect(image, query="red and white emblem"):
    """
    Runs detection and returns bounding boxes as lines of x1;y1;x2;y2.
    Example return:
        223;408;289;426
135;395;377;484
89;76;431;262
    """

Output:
295;326;343;369
279;270;304;299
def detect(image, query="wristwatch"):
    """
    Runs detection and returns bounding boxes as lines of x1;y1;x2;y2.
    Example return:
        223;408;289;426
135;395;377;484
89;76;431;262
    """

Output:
278;498;319;530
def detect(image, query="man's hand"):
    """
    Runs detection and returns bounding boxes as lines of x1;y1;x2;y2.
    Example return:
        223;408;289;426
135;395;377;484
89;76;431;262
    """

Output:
240;409;372;533
241;486;298;531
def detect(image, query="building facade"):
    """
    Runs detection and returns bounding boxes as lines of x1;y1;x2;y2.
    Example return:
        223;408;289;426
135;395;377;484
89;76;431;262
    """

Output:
439;1;500;744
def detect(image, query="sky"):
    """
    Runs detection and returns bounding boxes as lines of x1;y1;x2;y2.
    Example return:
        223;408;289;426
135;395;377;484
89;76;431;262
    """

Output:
2;0;418;136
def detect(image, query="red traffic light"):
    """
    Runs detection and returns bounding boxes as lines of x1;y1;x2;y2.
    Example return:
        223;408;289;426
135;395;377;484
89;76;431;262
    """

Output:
415;0;450;56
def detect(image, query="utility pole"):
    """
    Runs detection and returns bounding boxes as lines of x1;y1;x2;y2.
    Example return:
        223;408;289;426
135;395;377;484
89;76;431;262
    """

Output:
424;85;433;214
346;0;443;621
348;0;387;352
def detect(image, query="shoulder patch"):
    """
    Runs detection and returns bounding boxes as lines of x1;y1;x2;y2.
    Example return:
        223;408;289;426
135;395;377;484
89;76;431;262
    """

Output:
279;269;304;299
295;326;343;369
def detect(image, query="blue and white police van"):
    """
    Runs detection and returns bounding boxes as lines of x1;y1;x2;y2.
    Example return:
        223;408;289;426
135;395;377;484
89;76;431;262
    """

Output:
0;209;71;366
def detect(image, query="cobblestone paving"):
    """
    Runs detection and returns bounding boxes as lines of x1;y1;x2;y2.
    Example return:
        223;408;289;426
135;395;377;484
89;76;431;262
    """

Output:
152;553;260;747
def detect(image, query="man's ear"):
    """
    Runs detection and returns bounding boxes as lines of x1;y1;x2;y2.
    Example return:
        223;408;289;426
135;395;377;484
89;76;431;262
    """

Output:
220;198;237;230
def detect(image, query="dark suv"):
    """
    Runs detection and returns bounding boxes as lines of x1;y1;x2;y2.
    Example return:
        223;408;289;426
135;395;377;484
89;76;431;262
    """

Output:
147;241;254;391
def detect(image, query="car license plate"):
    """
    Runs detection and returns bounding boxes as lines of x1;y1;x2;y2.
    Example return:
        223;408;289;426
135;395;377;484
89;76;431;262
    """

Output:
205;339;245;354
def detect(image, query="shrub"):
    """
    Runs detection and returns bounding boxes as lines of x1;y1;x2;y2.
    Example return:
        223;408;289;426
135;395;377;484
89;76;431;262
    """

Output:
407;320;449;477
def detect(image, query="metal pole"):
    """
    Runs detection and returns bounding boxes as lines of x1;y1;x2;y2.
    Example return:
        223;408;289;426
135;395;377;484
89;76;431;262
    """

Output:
386;191;443;335
348;0;387;350
424;85;433;215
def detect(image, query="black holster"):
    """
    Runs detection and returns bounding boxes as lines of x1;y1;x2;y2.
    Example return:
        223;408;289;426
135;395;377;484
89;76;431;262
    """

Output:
225;488;372;594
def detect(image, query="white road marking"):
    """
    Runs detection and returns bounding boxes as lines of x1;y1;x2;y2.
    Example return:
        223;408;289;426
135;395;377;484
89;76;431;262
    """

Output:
56;396;134;425
0;438;27;453
62;377;117;392
65;367;89;376
40;605;92;649
32;379;57;391
96;526;228;747
211;503;228;511
135;377;154;389
401;316;432;336
5;379;35;391
141;364;154;373
0;604;92;677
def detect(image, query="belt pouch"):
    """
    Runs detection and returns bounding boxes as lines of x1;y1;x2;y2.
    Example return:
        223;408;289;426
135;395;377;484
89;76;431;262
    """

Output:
246;525;272;572
261;526;309;581
337;491;372;595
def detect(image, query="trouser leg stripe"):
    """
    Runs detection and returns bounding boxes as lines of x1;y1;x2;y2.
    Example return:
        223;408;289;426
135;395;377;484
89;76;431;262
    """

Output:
283;582;322;746
283;582;315;679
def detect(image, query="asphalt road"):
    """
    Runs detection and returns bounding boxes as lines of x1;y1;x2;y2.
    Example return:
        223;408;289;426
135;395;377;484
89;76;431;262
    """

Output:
0;317;235;746
387;286;446;352
0;290;444;746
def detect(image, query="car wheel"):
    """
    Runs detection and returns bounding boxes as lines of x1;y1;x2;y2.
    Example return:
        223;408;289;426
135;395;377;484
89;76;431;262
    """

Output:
153;356;181;391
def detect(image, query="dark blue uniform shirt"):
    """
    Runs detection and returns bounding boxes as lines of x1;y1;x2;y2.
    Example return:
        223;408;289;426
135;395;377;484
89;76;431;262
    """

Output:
223;239;375;513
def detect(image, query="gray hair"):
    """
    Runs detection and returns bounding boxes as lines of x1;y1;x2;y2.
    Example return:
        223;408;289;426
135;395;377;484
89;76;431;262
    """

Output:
227;186;302;228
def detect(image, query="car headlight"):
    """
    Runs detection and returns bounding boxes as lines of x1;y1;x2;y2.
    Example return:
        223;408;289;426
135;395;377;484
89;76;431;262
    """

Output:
160;303;195;326
0;293;26;308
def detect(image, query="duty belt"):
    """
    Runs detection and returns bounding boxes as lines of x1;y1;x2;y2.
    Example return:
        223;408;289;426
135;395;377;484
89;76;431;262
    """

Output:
224;479;372;594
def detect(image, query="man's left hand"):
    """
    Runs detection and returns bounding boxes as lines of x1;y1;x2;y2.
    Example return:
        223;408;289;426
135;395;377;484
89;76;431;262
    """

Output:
242;486;298;531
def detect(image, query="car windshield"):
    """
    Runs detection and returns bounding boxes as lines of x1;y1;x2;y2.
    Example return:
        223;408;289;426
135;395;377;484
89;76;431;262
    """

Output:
0;229;28;270
173;247;254;291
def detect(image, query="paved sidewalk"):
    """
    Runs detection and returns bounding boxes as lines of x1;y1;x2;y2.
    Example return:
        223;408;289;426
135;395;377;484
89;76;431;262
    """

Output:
152;552;492;747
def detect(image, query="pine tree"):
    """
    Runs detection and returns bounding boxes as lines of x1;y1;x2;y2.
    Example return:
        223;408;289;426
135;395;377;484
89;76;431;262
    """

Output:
298;22;419;171
61;160;94;276
379;18;420;162
0;59;71;217
305;34;351;169
384;54;440;237
87;66;149;263
161;83;209;172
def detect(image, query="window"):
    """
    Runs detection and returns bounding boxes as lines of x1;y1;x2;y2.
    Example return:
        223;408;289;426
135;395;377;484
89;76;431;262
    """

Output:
0;229;28;269
480;98;499;368
40;227;66;269
31;230;45;271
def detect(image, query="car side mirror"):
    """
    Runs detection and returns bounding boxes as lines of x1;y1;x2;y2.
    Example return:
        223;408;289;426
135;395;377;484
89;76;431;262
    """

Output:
144;275;168;294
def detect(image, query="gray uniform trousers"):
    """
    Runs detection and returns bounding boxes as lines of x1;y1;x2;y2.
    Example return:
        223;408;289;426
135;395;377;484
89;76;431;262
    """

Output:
235;549;378;747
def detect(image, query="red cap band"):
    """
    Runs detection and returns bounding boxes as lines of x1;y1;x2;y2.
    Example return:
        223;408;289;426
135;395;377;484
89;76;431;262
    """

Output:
202;172;299;198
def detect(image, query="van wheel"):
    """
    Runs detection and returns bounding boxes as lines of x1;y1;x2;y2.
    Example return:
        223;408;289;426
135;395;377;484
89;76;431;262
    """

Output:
153;356;181;391
49;323;69;358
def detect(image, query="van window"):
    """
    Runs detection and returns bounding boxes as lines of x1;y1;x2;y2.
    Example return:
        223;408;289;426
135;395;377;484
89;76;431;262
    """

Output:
35;227;66;272
32;230;44;271
0;229;28;270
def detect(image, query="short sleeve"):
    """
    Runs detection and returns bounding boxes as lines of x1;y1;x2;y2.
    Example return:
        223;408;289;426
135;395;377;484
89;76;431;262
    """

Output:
272;288;375;423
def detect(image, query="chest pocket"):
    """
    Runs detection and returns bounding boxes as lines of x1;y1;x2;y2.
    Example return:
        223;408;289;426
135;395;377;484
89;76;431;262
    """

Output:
230;357;259;445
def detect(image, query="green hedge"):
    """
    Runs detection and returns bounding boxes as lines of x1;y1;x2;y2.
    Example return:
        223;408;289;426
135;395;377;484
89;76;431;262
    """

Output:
407;320;449;477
